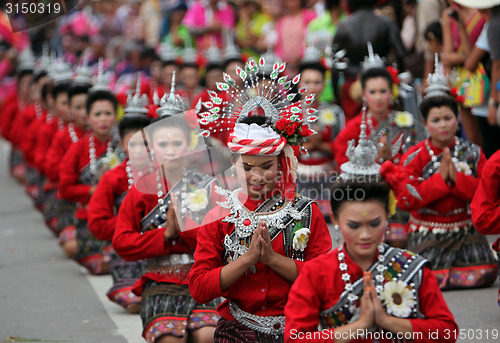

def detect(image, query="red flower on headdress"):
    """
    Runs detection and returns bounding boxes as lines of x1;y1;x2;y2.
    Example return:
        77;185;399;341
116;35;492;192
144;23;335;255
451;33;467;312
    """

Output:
450;88;464;104
386;66;400;85
299;124;313;137
276;119;287;131
285;125;295;136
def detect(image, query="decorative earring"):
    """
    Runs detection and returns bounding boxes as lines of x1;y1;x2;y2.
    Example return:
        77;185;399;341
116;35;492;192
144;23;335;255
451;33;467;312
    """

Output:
230;165;236;177
333;224;342;243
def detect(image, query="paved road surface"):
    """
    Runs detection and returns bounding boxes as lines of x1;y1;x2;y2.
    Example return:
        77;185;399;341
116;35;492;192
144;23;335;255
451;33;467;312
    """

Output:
0;139;499;343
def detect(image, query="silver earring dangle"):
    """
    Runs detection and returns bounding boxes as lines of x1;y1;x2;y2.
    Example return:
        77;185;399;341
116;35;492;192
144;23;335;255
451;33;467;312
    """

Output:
149;150;155;174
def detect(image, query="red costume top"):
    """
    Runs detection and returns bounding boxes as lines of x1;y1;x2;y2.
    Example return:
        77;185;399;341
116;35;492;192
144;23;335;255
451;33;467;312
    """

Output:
284;245;458;343
188;190;332;322
44;124;86;183
58;134;111;220
381;137;486;228
0;91;20;141
34;117;60;175
113;171;219;294
332;110;424;167
21;108;47;167
10;103;37;147
471;150;500;244
88;159;130;242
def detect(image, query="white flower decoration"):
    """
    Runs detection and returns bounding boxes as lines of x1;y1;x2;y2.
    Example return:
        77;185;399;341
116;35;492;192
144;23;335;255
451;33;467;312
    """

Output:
339;263;348;271
377;265;386;272
186;188;209;212
341;273;351;282
345;283;353;291
375;285;384;294
319;109;337;126
347;294;358;302
338;252;345;260
376;274;385;283
454;161;472;176
292;227;310;251
380;281;416;318
394;111;414;128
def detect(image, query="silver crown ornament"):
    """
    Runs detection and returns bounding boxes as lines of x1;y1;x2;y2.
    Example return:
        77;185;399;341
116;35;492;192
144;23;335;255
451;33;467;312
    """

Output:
90;58;112;92
361;42;385;72
17;48;36;73
424;53;450;99
73;49;93;85
124;73;149;117
340;106;381;181
156;71;186;117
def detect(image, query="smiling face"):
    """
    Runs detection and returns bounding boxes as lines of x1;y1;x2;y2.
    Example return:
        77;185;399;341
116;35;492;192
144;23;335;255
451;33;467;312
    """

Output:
151;126;189;171
88;100;116;138
335;200;388;267
425;106;458;148
363;76;392;117
233;154;279;200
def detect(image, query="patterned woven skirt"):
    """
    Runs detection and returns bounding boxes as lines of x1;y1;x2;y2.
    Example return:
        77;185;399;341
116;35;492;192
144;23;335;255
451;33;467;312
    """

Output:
407;219;498;289
9;147;26;182
387;209;409;248
24;167;41;203
140;281;221;343
214;318;284;343
74;219;109;275
106;248;146;313
43;189;59;236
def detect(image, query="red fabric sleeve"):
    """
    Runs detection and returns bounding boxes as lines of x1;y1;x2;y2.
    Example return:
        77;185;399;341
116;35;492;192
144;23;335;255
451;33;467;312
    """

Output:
188;207;229;304
285;258;336;343
44;132;66;183
112;189;171;261
33;123;54;175
449;151;486;202
408;267;459;343
0;96;18;141
87;170;117;242
471;151;500;234
58;142;92;203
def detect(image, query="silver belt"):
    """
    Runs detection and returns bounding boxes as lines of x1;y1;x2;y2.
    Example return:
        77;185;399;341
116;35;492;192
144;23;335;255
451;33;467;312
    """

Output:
229;301;285;337
147;253;195;268
408;216;473;235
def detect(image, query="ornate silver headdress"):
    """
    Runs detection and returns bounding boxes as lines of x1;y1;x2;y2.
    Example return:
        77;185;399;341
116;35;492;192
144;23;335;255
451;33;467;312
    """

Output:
158;40;178;63
47;53;73;84
124;73;149;117
300;46;322;65
197;56;319;138
73;50;93;85
340;106;380;181
182;46;198;65
361;42;385;72
424;53;449;99
34;43;51;76
17;48;36;73
206;44;222;67
156;71;186;117
90;58;112;93
223;29;241;62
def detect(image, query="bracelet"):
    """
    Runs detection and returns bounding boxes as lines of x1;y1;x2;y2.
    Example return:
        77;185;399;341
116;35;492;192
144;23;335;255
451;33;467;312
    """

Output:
488;97;499;107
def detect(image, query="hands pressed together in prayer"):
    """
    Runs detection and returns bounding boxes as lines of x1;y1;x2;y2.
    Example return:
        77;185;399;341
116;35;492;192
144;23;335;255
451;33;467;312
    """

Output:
244;220;278;267
439;147;458;185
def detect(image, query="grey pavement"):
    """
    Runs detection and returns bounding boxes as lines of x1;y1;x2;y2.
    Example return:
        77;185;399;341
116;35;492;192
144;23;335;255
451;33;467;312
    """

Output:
0;139;499;343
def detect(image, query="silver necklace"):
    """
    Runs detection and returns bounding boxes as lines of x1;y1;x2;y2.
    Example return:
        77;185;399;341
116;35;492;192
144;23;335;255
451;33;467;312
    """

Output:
425;137;460;168
125;160;134;189
35;101;43;119
68;124;80;143
89;134;113;174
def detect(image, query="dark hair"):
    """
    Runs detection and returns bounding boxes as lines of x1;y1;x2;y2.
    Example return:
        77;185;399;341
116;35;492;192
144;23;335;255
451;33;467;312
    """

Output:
118;116;152;140
68;83;91;101
52;80;72;99
85;90;118;115
148;115;191;145
162;60;178;68
419;95;458;120
347;0;377;11
424;21;443;44
299;62;326;77
206;62;223;74
360;67;393;90
17;69;33;80
34;70;48;83
223;58;243;72
325;0;341;11
330;179;390;218
41;81;53;103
